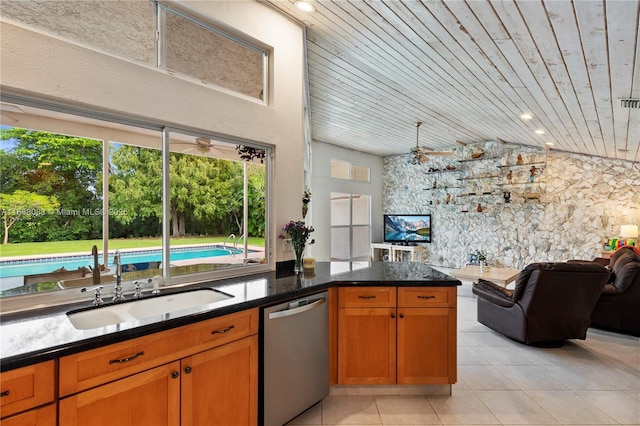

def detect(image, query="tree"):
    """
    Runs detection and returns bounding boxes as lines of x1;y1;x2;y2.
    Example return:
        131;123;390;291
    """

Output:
0;190;59;244
108;144;163;237
0;128;103;242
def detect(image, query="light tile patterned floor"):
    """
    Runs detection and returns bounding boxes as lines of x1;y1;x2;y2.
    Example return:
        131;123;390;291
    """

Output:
287;276;640;425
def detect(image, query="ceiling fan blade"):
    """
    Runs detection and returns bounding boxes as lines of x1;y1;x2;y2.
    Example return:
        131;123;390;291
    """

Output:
424;151;453;156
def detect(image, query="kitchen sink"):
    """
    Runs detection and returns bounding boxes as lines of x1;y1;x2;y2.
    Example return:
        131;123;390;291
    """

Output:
67;288;234;330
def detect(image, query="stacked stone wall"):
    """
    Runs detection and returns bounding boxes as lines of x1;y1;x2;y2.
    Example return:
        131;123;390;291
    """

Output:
384;142;639;268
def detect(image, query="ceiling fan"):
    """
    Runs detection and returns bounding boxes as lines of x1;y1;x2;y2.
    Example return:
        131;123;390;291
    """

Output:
410;121;453;164
172;137;224;155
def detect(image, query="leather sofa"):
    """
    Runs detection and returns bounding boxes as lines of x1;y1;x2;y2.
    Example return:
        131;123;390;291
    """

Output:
589;246;640;336
472;262;610;345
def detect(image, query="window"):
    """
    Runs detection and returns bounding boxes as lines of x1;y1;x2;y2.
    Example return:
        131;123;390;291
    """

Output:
330;160;370;182
2;1;267;101
0;102;269;296
330;193;371;261
162;6;266;100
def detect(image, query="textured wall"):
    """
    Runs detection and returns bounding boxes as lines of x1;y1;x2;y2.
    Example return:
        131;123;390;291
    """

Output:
384;142;640;269
1;0;156;66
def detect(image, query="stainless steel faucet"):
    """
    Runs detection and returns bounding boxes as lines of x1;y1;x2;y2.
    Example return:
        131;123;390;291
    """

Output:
112;250;125;302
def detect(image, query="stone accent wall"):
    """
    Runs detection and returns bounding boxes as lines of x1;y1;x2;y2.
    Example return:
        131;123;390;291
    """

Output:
384;142;640;269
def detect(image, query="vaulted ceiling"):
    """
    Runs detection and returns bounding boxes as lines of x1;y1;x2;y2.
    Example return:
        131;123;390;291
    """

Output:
266;0;640;162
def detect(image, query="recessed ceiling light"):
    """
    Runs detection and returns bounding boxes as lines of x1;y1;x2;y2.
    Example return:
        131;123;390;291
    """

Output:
295;1;315;12
519;113;533;120
534;129;545;135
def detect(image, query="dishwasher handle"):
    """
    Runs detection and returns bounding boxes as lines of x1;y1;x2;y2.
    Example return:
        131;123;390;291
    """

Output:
268;297;326;320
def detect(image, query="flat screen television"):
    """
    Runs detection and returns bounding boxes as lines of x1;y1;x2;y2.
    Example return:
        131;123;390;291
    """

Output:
384;214;432;244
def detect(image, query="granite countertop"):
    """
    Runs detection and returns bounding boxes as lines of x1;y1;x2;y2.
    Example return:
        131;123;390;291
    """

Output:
0;262;460;371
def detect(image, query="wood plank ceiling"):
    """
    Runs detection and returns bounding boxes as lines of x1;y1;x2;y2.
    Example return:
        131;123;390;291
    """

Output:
265;0;640;162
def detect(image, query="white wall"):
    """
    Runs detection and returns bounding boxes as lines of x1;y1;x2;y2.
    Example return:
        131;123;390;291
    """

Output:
0;1;305;265
309;142;384;261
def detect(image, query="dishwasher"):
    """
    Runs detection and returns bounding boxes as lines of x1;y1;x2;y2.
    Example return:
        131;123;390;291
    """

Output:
262;291;329;426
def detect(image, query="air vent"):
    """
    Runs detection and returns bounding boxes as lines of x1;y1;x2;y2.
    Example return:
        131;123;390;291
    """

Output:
621;99;640;109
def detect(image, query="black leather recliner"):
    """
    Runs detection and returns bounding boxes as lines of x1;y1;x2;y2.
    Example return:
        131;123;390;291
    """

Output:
472;262;610;345
589;247;640;336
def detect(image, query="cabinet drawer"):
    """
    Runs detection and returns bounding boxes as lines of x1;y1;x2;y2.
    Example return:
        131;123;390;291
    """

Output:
339;287;396;308
0;360;55;419
60;308;258;396
398;287;456;308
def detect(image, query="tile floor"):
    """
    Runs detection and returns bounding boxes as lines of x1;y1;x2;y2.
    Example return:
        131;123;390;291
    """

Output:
287;276;640;425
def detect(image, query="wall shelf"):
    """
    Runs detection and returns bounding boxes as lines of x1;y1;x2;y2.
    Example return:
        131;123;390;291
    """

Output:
457;156;501;163
499;181;545;186
457;175;500;180
498;161;546;168
457;192;499;197
424;169;460;174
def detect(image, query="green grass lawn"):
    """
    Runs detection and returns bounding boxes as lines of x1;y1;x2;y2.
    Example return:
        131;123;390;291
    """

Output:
0;236;265;258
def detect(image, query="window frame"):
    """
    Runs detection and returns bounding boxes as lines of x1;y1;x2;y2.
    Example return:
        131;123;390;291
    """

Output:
0;94;272;295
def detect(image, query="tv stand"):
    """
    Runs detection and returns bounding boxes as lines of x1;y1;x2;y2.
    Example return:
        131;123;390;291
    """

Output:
371;243;424;262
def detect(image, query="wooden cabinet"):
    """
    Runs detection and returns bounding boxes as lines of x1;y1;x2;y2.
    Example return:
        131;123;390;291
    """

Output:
58;308;259;426
338;287;396;384
182;335;257;426
0;360;55;422
59;361;181;426
1;403;56;426
59;308;258;396
397;287;457;384
338;286;456;385
59;336;258;426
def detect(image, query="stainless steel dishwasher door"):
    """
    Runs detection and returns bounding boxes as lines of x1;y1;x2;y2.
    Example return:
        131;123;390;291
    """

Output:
263;291;329;426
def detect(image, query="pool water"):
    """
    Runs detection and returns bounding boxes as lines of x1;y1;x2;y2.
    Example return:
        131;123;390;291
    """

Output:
0;246;245;278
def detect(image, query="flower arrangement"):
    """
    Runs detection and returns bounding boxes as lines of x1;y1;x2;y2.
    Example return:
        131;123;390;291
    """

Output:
302;186;312;218
280;220;315;273
303;186;312;204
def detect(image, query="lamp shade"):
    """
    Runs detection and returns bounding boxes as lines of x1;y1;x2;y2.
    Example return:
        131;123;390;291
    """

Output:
620;224;639;238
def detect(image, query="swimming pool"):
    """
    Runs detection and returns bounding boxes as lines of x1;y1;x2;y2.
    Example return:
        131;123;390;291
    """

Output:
0;245;245;278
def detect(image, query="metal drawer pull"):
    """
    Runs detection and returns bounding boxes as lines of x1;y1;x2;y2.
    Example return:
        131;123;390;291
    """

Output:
358;295;376;299
418;295;436;299
0;390;9;397
109;351;144;364
212;325;235;334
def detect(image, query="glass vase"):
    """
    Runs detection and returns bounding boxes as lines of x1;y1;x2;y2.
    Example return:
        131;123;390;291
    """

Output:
294;245;305;274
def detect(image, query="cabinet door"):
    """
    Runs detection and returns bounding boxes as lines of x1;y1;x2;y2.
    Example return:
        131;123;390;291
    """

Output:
338;307;396;385
0;360;54;418
397;307;456;384
181;335;258;426
58;361;180;426
0;403;56;426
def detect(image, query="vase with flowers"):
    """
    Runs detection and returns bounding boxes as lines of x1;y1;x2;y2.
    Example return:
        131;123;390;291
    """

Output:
302;186;312;219
280;220;315;274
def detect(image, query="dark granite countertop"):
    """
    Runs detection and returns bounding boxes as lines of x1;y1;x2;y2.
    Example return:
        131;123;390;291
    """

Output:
0;261;459;371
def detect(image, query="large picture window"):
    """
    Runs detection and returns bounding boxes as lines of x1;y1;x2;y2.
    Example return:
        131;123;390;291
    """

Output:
0;102;269;297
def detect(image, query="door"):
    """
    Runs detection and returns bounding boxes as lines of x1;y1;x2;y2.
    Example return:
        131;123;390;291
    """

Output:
338;307;396;384
397;307;456;384
58;361;180;426
181;336;258;426
331;193;371;260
